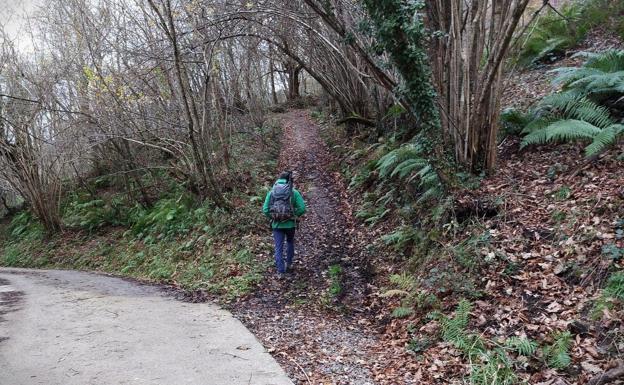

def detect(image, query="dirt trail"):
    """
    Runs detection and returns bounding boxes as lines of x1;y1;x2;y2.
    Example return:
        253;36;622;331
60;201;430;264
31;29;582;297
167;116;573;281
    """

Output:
0;268;293;385
231;110;380;385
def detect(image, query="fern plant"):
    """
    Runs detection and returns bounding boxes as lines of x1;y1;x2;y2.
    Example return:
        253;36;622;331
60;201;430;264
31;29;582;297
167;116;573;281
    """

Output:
391;306;414;318
381;226;423;253
439;299;474;349
505;337;538;356
520;92;624;156
519;49;624;156
552;50;624;97
469;348;517;385
604;271;624;301
376;144;443;204
543;331;573;369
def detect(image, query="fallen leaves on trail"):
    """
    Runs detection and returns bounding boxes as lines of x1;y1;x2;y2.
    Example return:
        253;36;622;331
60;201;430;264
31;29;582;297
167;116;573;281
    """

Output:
230;110;381;385
234;104;623;383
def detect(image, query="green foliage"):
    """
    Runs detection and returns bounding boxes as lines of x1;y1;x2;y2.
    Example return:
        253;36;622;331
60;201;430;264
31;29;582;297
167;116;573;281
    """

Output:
128;195;207;241
514;0;624;67
440;299;473;345
515;3;585;67
1;244;23;266
505;337;538;356
382;226;423;254
407;337;432;354
520;50;624;156
436;300;517;385
328;264;343;297
552;50;624;97
362;0;440;132
553;186;572;201
500;108;533;138
355;191;392;225
63;193;131;231
7;211;44;241
522;119;599;146
469;349;517;385
604;271;624;301
376;144;443;204
389;272;417;292
543;331;573;369
520;91;624;156
528;92;614;130
391;306;414;318
602;244;623;261
592;271;624;318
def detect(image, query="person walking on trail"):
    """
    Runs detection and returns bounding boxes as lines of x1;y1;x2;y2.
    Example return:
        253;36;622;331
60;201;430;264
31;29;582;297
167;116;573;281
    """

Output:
262;171;306;279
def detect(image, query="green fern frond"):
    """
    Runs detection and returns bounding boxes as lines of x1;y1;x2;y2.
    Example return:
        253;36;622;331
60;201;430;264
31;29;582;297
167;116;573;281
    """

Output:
604;271;624;301
469;348;517;385
505;337;538;356
391;306;414;318
551;67;602;86
537;93;613;128
389;272;417;291
544;331;572;369
521;116;556;134
585;124;624;156
390;158;428;179
441;299;472;342
552;50;624;95
377;144;424;178
568;71;624;95
580;49;624;73
417;185;443;204
521;119;601;148
382;226;420;251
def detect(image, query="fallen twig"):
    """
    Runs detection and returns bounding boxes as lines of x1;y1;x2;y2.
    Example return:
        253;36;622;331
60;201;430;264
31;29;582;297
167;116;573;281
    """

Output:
588;361;624;385
279;352;312;385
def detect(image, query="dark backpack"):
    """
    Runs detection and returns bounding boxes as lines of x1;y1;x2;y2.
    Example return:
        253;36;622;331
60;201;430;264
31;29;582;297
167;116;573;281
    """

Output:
269;182;294;222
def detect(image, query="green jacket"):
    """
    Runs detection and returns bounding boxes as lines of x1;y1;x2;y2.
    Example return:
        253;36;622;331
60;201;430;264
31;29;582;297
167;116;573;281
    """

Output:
262;179;306;229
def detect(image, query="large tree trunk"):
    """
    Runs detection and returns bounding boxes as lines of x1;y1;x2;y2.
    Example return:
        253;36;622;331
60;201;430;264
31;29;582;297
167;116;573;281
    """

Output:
285;61;302;101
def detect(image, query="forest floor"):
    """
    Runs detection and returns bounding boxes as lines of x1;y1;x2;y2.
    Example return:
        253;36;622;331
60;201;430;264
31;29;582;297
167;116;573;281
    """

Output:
230;110;384;385
234;97;624;384
312;29;624;385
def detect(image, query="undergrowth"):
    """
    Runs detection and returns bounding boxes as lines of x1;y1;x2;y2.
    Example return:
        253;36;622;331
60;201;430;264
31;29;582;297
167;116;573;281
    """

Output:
514;0;624;67
502;49;624;156
0;119;282;300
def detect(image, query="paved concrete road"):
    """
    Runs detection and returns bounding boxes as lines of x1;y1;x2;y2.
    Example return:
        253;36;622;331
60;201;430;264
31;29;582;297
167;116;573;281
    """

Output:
0;268;293;385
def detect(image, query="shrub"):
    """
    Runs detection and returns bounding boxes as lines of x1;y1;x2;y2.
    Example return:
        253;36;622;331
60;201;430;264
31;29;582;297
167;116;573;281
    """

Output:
500;107;532;138
604;271;624;301
63;193;131;231
128;195;206;240
7;211;43;241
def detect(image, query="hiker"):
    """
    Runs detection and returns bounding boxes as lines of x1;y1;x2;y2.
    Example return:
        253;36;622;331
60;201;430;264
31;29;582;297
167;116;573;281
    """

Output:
262;171;306;278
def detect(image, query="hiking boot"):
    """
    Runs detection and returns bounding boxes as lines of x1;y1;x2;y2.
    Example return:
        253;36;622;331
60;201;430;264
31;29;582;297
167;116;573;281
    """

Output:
285;262;293;273
277;272;286;280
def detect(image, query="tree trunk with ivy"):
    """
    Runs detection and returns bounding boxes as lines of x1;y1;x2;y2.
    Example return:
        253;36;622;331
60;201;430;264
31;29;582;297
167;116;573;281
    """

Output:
357;0;531;173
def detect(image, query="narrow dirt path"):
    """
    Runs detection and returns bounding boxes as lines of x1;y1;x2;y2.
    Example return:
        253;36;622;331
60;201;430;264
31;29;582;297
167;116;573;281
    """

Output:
231;110;380;385
0;268;293;385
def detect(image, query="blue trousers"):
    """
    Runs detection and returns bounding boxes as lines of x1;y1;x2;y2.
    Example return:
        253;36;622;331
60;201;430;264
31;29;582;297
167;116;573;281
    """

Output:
273;228;295;273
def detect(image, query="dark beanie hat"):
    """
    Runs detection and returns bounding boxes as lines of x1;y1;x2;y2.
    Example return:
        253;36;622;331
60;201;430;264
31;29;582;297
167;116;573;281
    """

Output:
279;171;291;181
